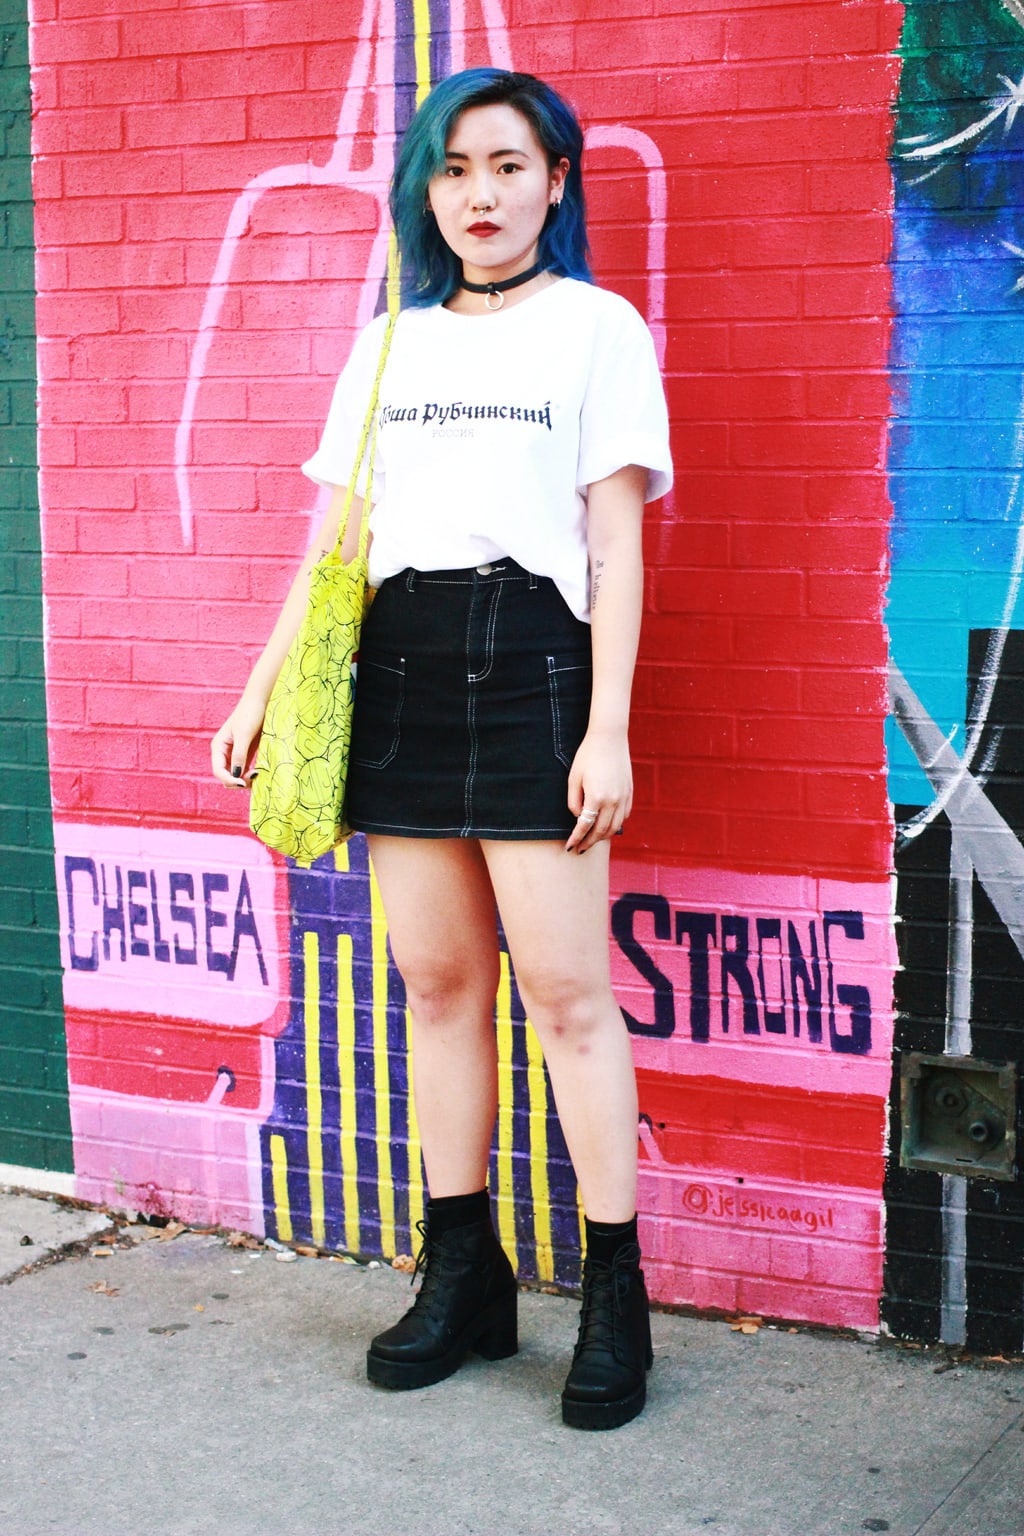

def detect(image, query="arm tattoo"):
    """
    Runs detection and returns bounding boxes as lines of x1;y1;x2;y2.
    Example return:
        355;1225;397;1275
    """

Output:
591;557;605;610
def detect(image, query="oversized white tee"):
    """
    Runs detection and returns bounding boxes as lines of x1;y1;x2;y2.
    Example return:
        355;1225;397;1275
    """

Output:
302;277;673;622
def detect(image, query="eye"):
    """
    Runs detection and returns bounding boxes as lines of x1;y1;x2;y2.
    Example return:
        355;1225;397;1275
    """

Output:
443;164;465;177
498;161;522;175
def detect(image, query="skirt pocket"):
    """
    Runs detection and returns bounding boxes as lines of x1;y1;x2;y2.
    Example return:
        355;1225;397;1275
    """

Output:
352;653;406;769
546;653;592;769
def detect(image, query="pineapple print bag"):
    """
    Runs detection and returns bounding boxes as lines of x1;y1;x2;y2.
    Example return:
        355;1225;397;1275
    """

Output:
249;263;398;867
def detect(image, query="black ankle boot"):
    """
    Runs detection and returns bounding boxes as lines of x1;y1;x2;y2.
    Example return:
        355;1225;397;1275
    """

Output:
366;1216;518;1390
561;1243;653;1430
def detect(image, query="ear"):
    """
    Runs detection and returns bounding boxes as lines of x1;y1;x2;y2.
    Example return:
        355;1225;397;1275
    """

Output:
549;156;569;202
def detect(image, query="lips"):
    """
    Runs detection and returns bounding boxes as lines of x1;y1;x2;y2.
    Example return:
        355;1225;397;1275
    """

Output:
467;222;500;236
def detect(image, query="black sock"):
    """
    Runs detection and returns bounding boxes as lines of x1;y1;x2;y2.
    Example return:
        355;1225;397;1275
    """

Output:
426;1188;490;1236
584;1213;639;1267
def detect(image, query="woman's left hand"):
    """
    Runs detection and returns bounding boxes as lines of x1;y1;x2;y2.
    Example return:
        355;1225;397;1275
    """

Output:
564;727;633;853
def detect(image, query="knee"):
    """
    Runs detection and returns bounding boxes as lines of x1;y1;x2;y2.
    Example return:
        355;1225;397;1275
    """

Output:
396;950;500;1028
517;973;612;1050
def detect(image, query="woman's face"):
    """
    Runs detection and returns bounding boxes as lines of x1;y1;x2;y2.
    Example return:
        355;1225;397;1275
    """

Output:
427;103;568;286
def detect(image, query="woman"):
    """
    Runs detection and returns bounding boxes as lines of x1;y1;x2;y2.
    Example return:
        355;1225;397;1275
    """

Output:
212;68;672;1431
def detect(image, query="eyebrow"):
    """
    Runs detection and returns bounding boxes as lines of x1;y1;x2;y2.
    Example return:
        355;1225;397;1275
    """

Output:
443;148;531;161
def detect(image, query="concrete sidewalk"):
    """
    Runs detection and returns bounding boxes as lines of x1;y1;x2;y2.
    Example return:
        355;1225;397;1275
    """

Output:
1;1188;1022;1536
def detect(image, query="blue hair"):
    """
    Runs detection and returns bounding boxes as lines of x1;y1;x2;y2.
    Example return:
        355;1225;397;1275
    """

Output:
390;69;592;308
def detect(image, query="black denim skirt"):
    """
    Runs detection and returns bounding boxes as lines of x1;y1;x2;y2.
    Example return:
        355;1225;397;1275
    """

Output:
347;559;593;839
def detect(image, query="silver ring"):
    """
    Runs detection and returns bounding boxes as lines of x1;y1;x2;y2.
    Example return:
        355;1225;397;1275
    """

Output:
579;810;598;822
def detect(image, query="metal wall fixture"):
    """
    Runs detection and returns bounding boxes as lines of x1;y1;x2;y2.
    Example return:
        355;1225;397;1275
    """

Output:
900;1053;1018;1181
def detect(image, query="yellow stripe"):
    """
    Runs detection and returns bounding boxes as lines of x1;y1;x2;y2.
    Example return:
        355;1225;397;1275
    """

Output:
370;864;396;1257
524;1018;554;1283
333;842;350;874
303;930;325;1248
269;1134;294;1244
405;1006;424;1243
495;952;518;1271
337;933;360;1254
412;0;432;106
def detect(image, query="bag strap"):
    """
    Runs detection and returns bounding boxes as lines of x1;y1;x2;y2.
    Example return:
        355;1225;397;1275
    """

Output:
335;235;401;562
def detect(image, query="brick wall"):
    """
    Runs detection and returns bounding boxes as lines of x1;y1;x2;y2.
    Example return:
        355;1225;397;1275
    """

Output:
8;0;939;1334
0;0;72;1179
883;0;1024;1356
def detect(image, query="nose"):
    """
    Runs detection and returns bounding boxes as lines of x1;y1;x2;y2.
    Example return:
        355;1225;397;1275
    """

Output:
468;170;497;210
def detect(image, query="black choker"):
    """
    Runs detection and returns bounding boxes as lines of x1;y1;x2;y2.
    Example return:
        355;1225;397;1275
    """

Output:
460;261;545;310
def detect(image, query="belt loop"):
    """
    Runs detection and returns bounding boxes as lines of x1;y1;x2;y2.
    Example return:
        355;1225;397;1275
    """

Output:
405;568;416;592
529;570;538;589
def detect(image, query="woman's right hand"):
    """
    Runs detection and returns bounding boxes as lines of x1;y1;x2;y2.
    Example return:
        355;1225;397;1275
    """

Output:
211;692;268;787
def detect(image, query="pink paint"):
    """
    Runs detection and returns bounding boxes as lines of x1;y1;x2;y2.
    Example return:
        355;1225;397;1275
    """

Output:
70;1034;278;1234
54;824;284;1027
610;860;895;1094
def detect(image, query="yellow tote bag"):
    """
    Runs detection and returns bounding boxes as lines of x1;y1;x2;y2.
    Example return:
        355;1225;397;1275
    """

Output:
249;252;399;867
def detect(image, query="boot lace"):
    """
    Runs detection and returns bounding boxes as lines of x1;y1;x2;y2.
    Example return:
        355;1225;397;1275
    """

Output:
407;1219;447;1321
572;1244;641;1359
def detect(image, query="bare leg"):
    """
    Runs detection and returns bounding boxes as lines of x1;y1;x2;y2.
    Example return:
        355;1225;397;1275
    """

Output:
366;835;501;1198
481;839;638;1223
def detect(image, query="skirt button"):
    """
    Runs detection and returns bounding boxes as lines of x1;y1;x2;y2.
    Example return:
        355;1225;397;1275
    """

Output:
475;563;493;576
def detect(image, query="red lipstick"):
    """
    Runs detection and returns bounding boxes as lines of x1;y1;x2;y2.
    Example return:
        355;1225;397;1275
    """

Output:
468;222;500;236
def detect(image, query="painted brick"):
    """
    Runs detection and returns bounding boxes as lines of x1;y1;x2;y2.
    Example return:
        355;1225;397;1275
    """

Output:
30;18;120;65
30;107;123;155
127;99;248;151
725;4;879;61
181;47;306;102
57;57;179;109
120;9;245;57
21;0;905;1332
63;148;182;198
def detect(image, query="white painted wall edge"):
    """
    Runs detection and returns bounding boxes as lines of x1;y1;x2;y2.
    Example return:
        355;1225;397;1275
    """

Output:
0;1164;77;1199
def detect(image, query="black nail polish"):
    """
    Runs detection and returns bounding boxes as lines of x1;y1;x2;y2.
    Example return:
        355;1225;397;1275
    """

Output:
231;765;241;778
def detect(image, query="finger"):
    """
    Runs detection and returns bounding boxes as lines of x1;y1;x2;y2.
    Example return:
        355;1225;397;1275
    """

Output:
566;768;584;819
565;805;599;853
211;730;237;787
570;806;607;854
581;802;625;851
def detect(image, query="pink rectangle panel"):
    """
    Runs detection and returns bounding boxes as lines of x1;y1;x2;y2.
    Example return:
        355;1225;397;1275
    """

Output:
54;823;284;1027
609;860;895;1096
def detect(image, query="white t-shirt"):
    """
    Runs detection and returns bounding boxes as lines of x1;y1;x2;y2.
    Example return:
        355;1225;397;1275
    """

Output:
302;277;672;621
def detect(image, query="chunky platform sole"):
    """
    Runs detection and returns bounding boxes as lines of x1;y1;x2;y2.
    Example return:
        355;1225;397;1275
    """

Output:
561;1377;647;1431
561;1336;654;1431
366;1293;518;1391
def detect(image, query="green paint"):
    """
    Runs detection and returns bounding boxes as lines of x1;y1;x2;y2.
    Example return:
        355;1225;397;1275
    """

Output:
897;0;1024;148
0;0;72;1173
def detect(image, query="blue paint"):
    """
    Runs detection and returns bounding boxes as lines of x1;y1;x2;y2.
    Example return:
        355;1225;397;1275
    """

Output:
888;25;1024;806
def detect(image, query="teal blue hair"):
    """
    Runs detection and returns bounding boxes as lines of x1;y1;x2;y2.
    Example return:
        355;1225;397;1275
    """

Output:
390;69;592;307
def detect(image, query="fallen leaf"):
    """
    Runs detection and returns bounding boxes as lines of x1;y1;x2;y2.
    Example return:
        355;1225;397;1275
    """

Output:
158;1221;186;1242
391;1254;417;1273
194;1303;205;1312
294;1245;320;1258
90;1246;114;1258
87;1281;119;1296
225;1230;260;1249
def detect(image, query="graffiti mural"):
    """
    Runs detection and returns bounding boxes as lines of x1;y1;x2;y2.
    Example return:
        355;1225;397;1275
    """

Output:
886;0;1024;1352
28;0;900;1329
